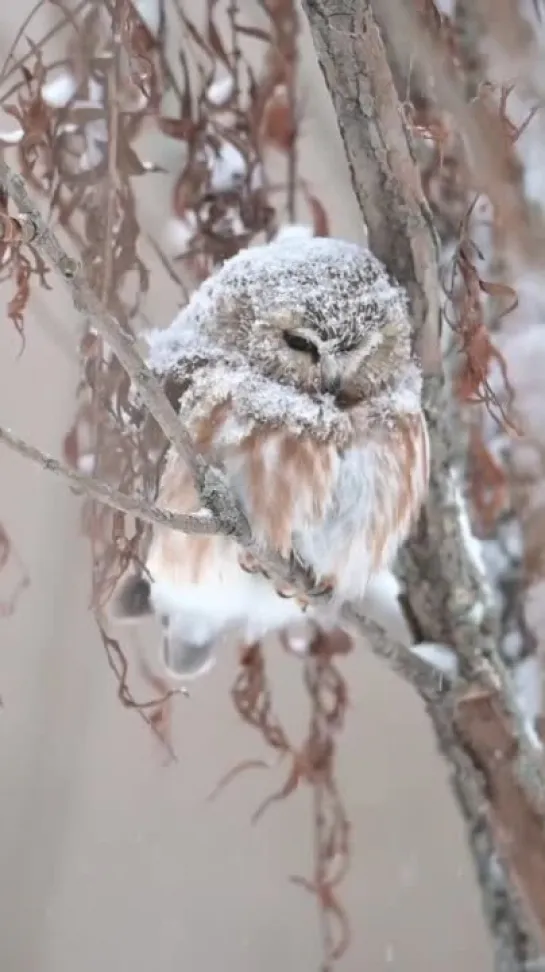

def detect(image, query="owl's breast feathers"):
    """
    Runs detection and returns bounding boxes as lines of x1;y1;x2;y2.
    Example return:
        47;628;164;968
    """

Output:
147;394;429;607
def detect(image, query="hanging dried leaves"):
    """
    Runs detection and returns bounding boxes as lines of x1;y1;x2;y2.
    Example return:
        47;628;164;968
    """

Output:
0;4;341;964
226;630;352;968
2;1;541;968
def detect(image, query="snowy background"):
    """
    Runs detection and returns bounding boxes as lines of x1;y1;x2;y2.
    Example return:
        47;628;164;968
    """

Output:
1;0;533;968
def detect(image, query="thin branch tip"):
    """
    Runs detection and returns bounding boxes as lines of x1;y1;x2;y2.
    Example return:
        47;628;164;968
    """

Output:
0;423;219;535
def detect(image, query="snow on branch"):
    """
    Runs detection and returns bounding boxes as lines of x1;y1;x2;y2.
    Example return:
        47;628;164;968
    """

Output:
301;0;545;963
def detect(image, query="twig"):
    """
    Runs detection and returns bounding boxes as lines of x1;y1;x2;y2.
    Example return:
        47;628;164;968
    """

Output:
102;0;123;307
0;424;218;535
0;156;249;541
0;0;88;84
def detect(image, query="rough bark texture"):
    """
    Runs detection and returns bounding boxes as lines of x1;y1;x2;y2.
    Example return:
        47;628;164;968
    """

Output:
299;0;441;375
299;0;494;667
301;0;545;967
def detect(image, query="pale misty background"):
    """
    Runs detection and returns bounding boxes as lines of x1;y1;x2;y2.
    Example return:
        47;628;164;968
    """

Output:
0;1;494;970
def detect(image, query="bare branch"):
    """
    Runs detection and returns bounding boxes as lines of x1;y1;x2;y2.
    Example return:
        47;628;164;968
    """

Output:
300;0;441;375
430;690;544;970
374;0;536;262
301;0;545;791
301;0;545;962
342;604;449;701
101;0;123;306
0;423;218;535
0;157;249;541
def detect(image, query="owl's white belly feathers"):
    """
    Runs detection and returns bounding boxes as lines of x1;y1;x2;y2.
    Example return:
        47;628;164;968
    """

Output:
147;542;305;645
144;408;428;678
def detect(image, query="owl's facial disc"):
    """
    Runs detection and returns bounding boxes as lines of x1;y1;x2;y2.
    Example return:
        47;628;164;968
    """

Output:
333;326;406;409
320;351;342;396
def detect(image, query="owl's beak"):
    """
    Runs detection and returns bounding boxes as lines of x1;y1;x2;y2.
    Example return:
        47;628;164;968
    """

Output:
334;383;364;409
321;354;363;408
320;353;341;396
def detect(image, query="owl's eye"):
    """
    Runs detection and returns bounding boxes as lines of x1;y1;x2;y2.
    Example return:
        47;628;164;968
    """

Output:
283;331;320;362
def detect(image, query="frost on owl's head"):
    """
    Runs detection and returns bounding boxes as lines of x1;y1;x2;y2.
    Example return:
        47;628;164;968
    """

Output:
147;237;419;413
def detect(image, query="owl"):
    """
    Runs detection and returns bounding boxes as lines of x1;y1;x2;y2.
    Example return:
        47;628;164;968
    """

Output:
111;236;429;678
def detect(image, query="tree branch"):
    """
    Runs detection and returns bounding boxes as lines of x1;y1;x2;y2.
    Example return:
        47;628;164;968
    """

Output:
0;156;249;542
301;0;545;964
342;604;450;701
2;29;545;960
0;424;218;535
0;418;456;707
301;0;441;375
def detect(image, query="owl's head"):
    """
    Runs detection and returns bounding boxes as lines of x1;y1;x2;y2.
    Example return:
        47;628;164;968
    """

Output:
165;237;417;409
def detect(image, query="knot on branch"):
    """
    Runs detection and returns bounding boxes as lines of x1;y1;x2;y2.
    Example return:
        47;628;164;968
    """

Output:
200;465;251;540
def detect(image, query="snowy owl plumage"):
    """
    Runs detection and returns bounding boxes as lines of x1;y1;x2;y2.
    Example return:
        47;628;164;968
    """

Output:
112;237;429;679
